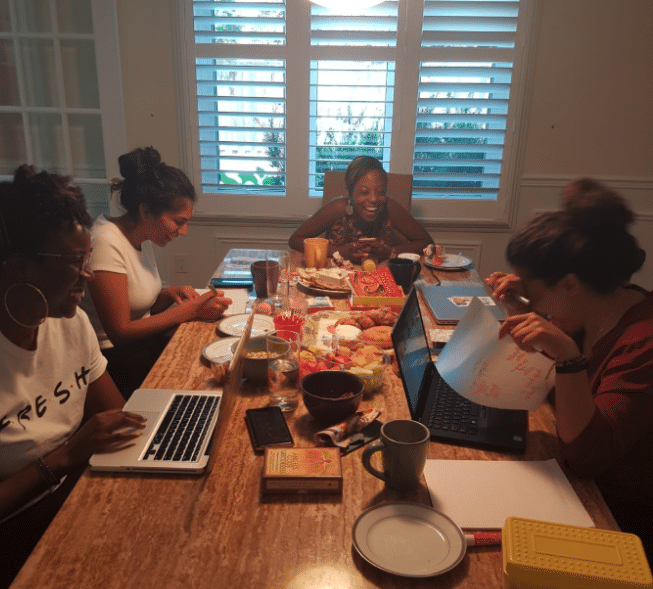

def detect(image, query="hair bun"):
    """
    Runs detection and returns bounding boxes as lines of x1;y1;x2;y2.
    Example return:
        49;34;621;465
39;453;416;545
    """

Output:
118;146;162;181
562;178;634;235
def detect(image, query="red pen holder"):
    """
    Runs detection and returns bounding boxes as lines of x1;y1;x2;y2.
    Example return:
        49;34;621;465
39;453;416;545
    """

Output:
272;315;304;340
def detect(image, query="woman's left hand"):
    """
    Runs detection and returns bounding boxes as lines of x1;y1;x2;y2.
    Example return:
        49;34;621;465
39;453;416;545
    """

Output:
162;285;201;305
499;312;580;361
188;291;232;321
350;239;392;262
366;240;393;262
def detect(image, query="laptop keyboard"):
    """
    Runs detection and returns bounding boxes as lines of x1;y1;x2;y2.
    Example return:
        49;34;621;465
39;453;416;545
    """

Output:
144;394;220;462
427;380;486;436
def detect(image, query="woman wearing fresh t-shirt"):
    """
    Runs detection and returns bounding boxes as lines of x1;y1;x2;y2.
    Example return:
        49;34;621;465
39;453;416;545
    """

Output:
82;147;231;398
0;165;145;588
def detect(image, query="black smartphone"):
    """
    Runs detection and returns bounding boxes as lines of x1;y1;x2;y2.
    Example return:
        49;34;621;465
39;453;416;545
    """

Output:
245;406;294;452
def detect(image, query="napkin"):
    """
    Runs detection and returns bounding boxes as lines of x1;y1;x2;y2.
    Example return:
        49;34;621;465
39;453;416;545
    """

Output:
315;408;381;455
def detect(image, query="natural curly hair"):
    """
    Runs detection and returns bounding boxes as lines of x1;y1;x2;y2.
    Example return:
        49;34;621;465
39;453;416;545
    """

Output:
0;165;92;265
506;178;645;293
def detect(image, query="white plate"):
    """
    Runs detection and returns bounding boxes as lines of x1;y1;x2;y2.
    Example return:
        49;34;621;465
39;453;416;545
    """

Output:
217;313;275;337
297;278;351;295
352;502;466;578
424;254;472;271
202;337;240;363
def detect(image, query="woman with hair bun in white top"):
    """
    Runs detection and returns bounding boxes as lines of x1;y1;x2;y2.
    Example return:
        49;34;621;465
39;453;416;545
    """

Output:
82;147;232;398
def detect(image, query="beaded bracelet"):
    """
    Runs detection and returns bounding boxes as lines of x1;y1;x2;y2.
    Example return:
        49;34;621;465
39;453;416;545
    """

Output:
555;354;589;374
35;457;61;490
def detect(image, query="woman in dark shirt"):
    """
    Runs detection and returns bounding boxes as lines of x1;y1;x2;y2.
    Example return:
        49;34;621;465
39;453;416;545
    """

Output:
289;156;433;262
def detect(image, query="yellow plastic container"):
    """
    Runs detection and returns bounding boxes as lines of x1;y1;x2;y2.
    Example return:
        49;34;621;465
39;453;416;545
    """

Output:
503;517;653;589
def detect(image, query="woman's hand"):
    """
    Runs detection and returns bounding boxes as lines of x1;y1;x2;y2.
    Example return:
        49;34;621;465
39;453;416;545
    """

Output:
339;239;391;263
53;409;147;470
499;312;580;362
161;285;200;305
364;240;393;262
331;241;360;261
183;291;232;321
485;272;529;316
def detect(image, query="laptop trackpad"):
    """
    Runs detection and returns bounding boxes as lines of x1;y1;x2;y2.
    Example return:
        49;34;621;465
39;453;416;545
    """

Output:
89;410;160;467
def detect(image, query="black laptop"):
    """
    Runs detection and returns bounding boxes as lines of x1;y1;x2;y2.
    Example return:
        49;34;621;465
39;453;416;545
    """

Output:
391;288;528;453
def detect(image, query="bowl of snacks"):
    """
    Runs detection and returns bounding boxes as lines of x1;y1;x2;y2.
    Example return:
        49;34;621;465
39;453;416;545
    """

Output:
298;337;350;378
300;370;365;424
231;336;268;382
344;344;389;394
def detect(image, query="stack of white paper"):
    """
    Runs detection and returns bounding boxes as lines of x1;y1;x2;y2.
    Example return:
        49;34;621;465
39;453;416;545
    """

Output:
424;459;594;530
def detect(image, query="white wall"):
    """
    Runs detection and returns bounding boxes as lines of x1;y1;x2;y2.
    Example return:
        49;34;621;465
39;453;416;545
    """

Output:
115;0;653;290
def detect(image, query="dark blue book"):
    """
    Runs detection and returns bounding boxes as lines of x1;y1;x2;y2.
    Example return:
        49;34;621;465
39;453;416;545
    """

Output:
210;277;253;288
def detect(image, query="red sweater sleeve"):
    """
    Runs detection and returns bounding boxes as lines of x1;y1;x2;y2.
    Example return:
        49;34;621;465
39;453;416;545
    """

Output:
558;319;653;478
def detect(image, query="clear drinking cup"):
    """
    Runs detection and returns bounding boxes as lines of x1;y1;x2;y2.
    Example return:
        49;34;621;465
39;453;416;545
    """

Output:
266;329;301;411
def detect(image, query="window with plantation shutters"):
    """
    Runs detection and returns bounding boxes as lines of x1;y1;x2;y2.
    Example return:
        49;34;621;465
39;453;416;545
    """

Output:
192;0;287;194
414;0;520;201
177;0;533;223
309;1;398;196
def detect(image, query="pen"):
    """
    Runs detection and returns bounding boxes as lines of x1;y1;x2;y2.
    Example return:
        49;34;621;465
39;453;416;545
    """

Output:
502;290;552;321
465;532;502;547
506;290;530;307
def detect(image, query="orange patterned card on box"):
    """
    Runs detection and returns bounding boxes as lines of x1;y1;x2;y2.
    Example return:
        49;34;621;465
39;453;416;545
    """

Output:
348;268;406;306
262;447;342;494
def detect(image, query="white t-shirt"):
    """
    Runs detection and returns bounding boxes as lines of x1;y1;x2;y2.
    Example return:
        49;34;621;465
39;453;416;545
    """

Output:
0;310;107;482
81;215;162;349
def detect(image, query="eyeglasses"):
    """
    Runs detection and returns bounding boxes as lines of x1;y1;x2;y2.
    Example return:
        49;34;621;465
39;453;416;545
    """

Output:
36;251;92;273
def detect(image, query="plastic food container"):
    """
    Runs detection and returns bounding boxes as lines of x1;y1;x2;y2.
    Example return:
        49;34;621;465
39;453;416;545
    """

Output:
502;517;653;589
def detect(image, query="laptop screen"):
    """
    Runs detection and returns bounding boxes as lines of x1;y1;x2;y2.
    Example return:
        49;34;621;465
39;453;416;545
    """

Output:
391;289;433;416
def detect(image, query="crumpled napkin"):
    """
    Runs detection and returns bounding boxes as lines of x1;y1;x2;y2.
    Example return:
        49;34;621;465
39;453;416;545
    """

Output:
314;408;382;455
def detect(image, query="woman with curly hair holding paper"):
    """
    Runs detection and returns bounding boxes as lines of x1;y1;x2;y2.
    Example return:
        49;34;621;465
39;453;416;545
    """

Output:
487;179;652;559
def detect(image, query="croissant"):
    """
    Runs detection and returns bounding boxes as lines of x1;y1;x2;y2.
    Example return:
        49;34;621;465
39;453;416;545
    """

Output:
359;326;393;349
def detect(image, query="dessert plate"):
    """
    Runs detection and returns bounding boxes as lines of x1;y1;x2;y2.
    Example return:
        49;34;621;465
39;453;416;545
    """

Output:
202;337;240;363
297;278;351;295
424;254;472;271
352;502;466;578
217;313;275;337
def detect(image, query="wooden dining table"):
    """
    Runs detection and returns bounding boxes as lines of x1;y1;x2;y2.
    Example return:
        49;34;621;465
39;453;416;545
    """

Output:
10;253;618;589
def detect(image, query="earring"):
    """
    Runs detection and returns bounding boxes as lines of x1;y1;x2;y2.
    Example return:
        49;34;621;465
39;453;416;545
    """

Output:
4;283;49;328
345;197;354;216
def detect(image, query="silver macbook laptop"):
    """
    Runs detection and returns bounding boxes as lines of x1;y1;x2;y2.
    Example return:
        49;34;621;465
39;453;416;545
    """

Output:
89;388;222;474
